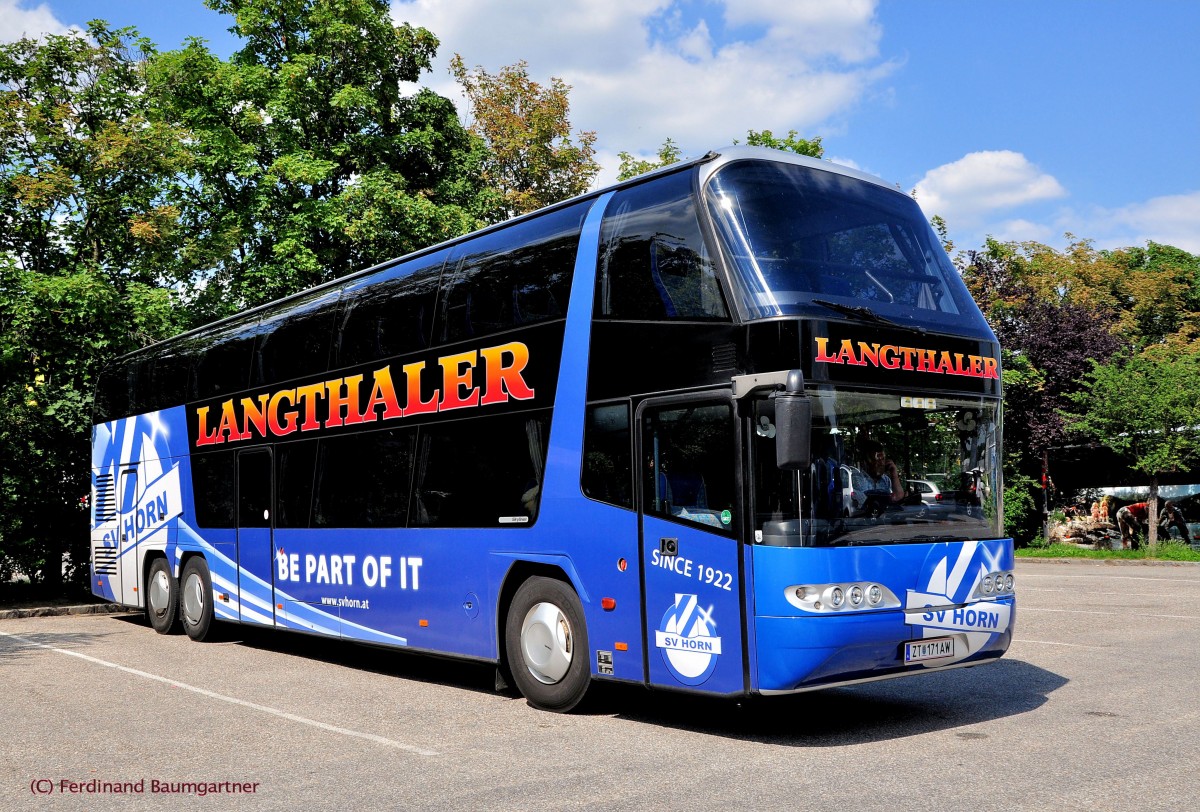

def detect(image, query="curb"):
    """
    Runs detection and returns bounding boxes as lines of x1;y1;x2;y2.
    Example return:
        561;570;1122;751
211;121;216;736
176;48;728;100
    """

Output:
0;603;127;620
1015;556;1200;567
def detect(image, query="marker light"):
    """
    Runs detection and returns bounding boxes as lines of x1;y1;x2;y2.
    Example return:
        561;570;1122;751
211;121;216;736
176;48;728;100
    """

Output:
786;581;901;613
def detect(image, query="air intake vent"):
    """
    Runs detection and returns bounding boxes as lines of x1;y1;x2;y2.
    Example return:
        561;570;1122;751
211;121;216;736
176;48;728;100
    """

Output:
712;343;738;372
93;545;118;576
94;474;116;522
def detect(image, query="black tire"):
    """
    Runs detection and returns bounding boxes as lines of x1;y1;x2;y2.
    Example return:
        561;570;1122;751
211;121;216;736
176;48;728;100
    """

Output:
179;557;215;642
504;576;590;712
145;557;179;634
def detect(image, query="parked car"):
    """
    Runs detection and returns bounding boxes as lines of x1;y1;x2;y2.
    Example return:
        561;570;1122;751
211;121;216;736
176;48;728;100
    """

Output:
906;479;944;507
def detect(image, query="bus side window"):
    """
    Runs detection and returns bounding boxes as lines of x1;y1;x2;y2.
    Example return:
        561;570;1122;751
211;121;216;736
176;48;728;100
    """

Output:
336;251;447;368
191;450;237;528
436;202;588;345
253;287;343;388
642;402;735;532
596;171;729;321
275;440;318;529
411;413;549;527
311;428;416;528
581;402;633;509
189;318;259;400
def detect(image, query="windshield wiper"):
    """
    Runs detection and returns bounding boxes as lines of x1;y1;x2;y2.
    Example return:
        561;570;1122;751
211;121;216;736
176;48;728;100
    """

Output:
811;298;925;334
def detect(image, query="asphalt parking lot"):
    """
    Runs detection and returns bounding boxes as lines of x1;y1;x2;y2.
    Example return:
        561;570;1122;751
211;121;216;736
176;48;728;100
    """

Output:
2;558;1197;811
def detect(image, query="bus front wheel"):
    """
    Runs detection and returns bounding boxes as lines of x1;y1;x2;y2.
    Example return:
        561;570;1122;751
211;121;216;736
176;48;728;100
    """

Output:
505;576;590;712
146;557;179;634
180;557;215;642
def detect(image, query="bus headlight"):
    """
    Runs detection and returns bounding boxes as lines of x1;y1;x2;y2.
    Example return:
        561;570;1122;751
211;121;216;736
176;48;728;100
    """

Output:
972;569;1015;600
786;581;900;613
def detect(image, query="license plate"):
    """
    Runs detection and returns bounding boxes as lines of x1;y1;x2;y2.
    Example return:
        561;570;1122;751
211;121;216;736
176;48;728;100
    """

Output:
904;637;955;663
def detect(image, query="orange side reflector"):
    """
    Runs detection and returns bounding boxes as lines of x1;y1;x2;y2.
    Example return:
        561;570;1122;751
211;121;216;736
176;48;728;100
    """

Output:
419;619;429;627
132;586;138;592
601;597;616;611
277;603;284;610
615;642;628;652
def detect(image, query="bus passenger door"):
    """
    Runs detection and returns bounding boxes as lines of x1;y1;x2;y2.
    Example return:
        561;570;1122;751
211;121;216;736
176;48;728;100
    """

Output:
637;397;746;695
237;448;275;624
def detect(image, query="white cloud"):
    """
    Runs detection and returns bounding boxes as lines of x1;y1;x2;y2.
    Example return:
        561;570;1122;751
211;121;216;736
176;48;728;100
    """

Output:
0;0;74;42
1075;191;1200;254
912;150;1067;226
391;0;894;178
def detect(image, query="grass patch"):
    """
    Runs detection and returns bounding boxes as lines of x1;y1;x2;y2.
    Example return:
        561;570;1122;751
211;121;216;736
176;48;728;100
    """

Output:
1016;541;1200;562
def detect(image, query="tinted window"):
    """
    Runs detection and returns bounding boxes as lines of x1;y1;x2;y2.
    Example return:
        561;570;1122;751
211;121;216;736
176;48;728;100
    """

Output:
190;318;260;400
642;402;735;533
437;202;589;344
597;171;728;320
254;287;343;387
337;251;448;367
412;412;549;527
582;402;633;509
311;428;416;528
275;440;317;529
192;450;236;528
238;449;273;528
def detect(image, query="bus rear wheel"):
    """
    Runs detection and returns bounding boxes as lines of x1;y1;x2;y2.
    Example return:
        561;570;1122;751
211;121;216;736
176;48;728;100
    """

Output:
146;557;179;634
180;557;215;642
505;576;590;712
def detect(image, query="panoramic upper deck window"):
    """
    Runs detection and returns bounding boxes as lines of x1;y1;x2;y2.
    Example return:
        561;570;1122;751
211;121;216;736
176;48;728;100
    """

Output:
705;160;980;327
596;170;728;321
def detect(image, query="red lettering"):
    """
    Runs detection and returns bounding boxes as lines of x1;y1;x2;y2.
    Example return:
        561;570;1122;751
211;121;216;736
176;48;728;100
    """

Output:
195;406;221;446
480;342;535;405
814;337;841;364
325;375;367;428
240;394;270;439
403;360;439;416
295;382;325;431
439;351;479;411
363;366;404;421
268;390;298;436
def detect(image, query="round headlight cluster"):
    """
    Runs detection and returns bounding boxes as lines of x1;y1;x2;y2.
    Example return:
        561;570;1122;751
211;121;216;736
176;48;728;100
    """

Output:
787;581;900;613
977;570;1015;598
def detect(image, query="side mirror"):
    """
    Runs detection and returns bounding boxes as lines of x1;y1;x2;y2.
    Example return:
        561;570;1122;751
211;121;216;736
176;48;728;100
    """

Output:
774;370;811;471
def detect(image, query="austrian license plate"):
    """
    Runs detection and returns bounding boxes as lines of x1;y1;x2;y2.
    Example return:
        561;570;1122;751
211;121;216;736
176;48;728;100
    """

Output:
904;637;955;663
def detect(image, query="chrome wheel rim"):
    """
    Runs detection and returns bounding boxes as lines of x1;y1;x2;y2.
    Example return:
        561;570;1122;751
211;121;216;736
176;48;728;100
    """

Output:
148;569;171;619
182;571;205;627
520;602;573;685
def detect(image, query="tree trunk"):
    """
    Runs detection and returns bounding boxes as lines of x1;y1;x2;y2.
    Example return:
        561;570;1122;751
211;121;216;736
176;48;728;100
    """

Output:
1148;475;1159;549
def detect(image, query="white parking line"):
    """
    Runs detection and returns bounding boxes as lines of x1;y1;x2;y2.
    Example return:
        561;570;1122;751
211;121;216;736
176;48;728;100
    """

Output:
1014;638;1108;650
0;630;438;756
1017;572;1200;584
1020;607;1198;621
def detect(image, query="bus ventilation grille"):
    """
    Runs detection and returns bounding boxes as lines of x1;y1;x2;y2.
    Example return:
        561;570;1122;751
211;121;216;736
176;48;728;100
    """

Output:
94;474;116;522
711;343;738;372
93;545;118;576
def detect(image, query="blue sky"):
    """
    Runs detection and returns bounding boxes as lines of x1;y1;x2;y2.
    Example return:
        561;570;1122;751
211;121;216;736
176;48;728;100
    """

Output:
4;0;1198;255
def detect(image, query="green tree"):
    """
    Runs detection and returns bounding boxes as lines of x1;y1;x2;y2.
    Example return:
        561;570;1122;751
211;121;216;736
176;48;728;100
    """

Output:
617;137;682;182
738;128;823;158
0;24;186;587
149;0;490;314
1068;348;1200;547
617;129;824;180
450;56;598;220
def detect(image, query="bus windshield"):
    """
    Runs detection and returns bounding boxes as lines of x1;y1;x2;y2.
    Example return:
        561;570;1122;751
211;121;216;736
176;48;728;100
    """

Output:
752;389;1002;547
705;159;984;331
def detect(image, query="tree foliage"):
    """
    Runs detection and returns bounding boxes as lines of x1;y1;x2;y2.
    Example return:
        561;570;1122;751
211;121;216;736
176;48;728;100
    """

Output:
0;24;186;586
149;0;491;314
1068;349;1200;545
617;129;823;181
450;55;597;220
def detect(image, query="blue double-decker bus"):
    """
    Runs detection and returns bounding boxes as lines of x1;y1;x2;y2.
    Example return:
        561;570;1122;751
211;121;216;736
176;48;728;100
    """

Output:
91;146;1013;711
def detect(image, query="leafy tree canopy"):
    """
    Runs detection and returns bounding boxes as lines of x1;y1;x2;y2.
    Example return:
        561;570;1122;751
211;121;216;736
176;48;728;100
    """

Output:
450;55;597;220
